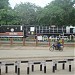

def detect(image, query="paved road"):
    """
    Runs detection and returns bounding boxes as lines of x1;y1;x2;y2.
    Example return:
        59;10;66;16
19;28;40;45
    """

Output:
0;46;75;75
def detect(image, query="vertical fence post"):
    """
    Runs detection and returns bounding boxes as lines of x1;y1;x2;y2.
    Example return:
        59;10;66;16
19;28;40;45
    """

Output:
17;61;20;75
10;38;13;46
53;61;55;73
48;38;50;46
62;39;64;47
0;64;1;75
44;64;46;73
36;35;38;46
69;61;71;72
23;37;25;46
55;63;57;70
27;67;29;74
40;64;42;71
41;61;46;73
27;62;30;74
5;65;8;73
15;62;17;73
62;63;65;70
0;38;1;46
32;64;34;72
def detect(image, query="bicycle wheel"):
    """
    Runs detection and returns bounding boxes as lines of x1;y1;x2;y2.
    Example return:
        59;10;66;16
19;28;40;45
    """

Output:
49;46;54;51
59;46;63;51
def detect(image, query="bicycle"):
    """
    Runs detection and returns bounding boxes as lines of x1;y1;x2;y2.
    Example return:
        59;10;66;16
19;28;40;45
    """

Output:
49;44;63;51
49;45;54;51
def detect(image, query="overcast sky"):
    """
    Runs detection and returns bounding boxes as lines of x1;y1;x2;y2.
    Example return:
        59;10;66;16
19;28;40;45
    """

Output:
9;0;53;8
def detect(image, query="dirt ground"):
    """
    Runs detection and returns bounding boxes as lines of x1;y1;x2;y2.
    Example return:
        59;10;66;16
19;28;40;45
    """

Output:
0;46;75;75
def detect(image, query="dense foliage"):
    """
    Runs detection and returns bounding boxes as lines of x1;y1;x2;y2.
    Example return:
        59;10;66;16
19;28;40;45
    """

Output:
0;0;75;26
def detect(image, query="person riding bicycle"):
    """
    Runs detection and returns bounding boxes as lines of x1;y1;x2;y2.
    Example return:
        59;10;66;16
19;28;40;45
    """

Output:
56;42;62;50
52;40;57;50
56;38;63;50
52;38;63;50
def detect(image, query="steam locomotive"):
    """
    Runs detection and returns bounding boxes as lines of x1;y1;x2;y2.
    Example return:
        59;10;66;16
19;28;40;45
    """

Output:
0;25;75;37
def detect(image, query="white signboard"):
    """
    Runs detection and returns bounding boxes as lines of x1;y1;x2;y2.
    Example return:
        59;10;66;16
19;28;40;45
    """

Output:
30;27;35;31
37;36;42;40
73;28;75;33
66;27;70;33
20;26;22;30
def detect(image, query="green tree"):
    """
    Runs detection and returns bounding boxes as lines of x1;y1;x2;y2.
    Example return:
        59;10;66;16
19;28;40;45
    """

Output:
0;0;9;9
37;0;75;26
37;5;64;26
51;0;75;26
0;0;75;26
0;0;12;25
14;2;41;25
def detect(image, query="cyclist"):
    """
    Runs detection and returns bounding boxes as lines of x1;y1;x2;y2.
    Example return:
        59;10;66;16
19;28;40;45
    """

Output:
56;42;62;50
52;40;57;50
56;38;63;50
